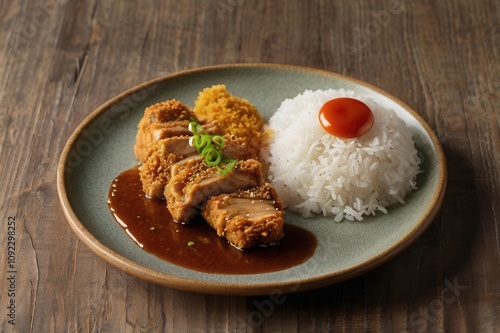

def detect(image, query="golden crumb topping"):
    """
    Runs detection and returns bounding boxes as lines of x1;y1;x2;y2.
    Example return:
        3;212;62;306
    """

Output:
193;85;264;157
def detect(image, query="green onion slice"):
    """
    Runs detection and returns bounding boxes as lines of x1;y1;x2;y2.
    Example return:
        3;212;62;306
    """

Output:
188;121;238;175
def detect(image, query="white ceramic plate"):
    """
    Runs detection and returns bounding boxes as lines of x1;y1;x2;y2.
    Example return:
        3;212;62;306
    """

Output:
57;64;447;295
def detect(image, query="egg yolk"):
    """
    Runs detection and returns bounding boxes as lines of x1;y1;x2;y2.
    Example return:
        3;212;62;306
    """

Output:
318;98;374;139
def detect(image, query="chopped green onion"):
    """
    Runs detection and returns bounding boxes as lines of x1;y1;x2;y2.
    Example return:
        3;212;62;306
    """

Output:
204;148;221;166
212;135;225;148
188;121;238;175
218;158;237;176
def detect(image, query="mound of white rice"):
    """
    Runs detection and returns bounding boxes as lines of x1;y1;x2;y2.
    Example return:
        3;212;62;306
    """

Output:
261;89;421;221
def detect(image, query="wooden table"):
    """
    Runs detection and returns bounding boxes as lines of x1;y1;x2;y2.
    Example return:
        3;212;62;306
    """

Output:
1;0;499;331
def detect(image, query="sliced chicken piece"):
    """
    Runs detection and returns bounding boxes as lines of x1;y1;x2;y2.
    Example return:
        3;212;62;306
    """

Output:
169;155;203;180
201;183;285;249
134;99;195;163
139;134;258;199
139;136;199;199
220;135;257;161
165;159;265;224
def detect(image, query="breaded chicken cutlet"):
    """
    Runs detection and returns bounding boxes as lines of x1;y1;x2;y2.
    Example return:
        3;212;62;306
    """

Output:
202;183;285;249
140;134;260;199
165;158;265;224
134;99;195;163
133;86;285;249
139;136;199;199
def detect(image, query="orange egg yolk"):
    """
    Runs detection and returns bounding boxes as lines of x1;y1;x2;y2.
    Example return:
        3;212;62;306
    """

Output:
318;98;374;139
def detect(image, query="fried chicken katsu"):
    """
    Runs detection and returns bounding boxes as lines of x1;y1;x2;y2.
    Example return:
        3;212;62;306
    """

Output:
133;85;285;248
134;99;195;163
165;158;265;224
202;183;285;249
139;134;261;199
139;136;198;199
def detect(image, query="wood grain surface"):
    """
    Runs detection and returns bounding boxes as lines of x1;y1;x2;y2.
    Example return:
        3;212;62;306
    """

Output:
1;0;499;332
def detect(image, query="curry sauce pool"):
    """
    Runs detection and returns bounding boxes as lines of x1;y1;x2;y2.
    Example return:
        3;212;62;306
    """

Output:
108;167;317;275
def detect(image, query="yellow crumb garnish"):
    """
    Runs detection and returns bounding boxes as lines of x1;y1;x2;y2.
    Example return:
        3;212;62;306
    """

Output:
193;84;264;157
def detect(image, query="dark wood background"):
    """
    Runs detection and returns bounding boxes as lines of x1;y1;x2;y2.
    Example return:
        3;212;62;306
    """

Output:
1;0;499;332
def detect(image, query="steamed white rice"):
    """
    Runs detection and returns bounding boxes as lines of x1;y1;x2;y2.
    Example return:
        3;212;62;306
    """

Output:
261;89;421;221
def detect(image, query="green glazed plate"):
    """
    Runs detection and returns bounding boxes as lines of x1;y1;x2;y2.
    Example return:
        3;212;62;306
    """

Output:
57;64;447;296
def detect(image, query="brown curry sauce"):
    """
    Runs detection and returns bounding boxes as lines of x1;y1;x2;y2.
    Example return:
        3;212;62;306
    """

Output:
108;167;317;274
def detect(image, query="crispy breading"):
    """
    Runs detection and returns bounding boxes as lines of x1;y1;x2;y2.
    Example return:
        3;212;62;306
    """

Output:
134;99;195;163
165;158;265;224
139;134;258;199
193;85;264;159
201;184;285;249
139;136;198;199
